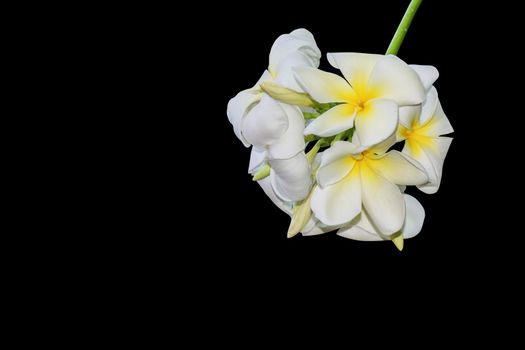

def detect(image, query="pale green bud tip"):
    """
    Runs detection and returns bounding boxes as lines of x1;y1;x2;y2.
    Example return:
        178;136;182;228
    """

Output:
391;233;404;251
287;192;313;238
260;81;314;107
252;163;271;181
287;227;299;238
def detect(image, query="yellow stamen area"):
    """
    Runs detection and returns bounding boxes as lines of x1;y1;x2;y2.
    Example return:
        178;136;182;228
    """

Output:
401;115;438;156
340;154;377;184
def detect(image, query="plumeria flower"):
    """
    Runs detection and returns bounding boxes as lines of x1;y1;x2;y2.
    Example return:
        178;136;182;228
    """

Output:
253;147;426;249
312;140;428;236
337;194;425;250
227;29;321;147
295;53;425;146
226;1;453;249
397;87;453;194
227;29;321;201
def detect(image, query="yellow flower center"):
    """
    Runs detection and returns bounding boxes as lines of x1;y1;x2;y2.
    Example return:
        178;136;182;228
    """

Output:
355;100;365;112
402;128;413;139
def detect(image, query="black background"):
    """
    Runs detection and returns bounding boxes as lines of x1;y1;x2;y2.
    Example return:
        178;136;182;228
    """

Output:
40;0;521;340
138;0;519;300
9;1;521;342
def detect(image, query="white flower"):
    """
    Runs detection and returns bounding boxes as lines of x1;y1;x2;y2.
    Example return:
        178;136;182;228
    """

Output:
226;1;453;249
311;140;428;236
227;29;321;147
295;53;425;146
227;29;321;201
397;72;454;194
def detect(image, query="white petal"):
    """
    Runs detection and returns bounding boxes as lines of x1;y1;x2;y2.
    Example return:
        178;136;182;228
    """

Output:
268;103;305;159
317;156;356;190
257;176;292;215
327;52;383;94
255;70;273;85
368;132;397;155
316;141;361;188
354;98;398;147
402;139;436;186
420;97;454;136
274;52;316;91
319;140;364;161
289;28;318;49
367;151;428;186
248;147;267;174
269;29;321;72
402;194;425;239
311;166;361;226
227;89;261;147
414;137;453;194
360;161;405;235
304;103;356;137
351;131;361;145
399;105;421;128
367;55;425;105
289;28;313;39
419;87;439;125
337;210;384;241
243;94;288;147
338;225;382;241
410;64;439;91
269;152;312;202
294;67;356;103
301;218;338;236
288;29;321;67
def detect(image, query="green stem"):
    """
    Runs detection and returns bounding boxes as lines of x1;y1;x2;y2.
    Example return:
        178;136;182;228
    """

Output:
331;131;345;146
303;111;320;119
386;0;423;55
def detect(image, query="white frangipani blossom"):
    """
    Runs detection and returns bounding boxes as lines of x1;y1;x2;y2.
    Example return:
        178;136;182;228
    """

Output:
227;29;321;202
295;53;425;146
227;29;321;148
312;140;428;236
397;75;453;194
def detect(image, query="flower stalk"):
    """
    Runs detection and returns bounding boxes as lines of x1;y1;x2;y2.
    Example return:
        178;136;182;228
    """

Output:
386;0;423;55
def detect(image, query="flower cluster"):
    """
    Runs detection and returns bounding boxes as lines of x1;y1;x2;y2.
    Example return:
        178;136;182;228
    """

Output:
227;28;453;250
